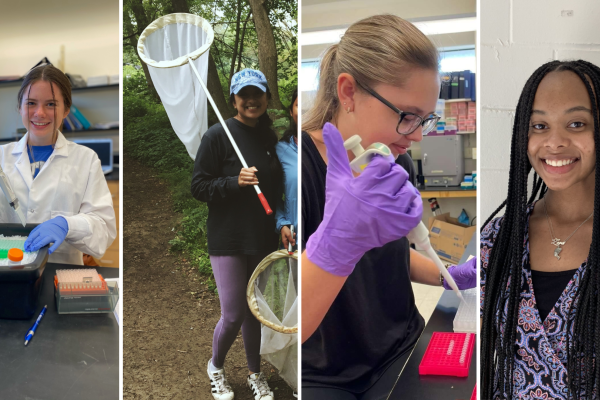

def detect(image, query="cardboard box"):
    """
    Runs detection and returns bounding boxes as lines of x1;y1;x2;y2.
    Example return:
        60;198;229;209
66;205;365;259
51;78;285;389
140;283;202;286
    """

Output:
427;213;476;264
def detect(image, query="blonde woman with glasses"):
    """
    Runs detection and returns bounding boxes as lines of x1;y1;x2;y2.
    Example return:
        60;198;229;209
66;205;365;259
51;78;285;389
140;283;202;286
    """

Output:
301;14;477;399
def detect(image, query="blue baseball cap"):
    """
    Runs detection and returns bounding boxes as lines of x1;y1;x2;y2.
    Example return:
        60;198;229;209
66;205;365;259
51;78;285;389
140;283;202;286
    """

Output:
230;68;269;95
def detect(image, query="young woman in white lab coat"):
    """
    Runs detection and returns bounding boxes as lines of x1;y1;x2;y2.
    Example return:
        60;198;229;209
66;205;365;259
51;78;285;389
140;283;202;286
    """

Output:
0;64;116;265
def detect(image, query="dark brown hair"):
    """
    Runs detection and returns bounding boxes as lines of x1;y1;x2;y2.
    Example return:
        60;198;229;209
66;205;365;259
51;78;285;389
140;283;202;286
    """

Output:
17;64;72;146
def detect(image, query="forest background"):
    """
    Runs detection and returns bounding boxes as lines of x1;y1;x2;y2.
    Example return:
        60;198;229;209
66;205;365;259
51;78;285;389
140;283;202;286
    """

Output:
123;0;298;289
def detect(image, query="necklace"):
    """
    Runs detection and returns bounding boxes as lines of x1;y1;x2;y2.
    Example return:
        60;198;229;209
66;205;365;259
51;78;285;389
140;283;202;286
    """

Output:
543;198;593;260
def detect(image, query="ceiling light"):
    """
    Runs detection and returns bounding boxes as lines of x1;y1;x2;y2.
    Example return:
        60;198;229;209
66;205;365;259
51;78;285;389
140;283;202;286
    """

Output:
302;17;476;46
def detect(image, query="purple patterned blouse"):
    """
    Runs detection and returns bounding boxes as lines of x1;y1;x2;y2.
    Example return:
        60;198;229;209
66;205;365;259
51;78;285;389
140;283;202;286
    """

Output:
480;202;593;399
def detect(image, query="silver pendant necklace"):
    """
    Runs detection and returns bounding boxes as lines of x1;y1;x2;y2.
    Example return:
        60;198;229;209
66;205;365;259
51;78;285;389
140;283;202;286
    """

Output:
543;198;593;260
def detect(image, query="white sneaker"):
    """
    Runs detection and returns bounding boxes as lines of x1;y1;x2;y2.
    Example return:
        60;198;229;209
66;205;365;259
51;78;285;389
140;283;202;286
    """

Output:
207;359;234;400
247;372;274;400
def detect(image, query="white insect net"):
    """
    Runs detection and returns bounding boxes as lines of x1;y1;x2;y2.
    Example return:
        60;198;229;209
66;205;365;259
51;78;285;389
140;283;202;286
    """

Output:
137;13;214;159
247;251;298;390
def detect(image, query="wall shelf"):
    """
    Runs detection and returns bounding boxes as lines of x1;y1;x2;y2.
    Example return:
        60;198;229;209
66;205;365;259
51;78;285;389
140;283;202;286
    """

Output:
420;190;476;198
444;98;475;103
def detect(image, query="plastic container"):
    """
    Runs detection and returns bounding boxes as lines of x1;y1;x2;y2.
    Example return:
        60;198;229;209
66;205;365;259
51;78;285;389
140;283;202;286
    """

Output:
0;224;49;319
54;270;119;314
445;125;457;135
419;332;474;377
435;99;445;121
454;287;477;333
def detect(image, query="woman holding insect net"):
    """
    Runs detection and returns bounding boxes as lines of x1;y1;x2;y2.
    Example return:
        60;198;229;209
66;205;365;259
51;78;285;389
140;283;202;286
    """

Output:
0;64;116;265
191;68;283;400
300;15;477;400
480;60;600;399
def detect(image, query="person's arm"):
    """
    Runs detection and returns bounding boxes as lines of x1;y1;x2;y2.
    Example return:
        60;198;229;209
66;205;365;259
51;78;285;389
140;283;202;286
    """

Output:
409;248;442;286
275;145;295;247
301;251;348;343
61;156;116;258
301;123;422;341
191;131;246;202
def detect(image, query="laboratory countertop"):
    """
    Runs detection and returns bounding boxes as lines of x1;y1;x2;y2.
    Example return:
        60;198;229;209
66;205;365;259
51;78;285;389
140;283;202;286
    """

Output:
388;233;477;400
0;263;119;400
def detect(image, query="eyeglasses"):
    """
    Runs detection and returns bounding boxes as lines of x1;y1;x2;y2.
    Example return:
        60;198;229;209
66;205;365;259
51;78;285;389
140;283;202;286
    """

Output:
355;80;440;136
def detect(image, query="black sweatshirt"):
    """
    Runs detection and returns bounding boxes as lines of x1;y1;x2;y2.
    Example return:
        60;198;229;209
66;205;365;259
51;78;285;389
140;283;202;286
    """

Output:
301;131;424;392
191;118;279;256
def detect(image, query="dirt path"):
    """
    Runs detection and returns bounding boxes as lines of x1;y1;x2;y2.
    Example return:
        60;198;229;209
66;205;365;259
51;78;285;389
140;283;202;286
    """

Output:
123;156;295;399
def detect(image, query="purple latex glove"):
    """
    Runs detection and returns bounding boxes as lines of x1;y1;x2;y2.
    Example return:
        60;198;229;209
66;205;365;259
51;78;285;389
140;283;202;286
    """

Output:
24;216;69;254
306;123;423;276
444;257;477;290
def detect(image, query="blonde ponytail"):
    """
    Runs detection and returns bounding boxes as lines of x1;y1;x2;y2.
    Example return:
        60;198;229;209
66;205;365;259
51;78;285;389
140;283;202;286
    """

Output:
302;14;439;132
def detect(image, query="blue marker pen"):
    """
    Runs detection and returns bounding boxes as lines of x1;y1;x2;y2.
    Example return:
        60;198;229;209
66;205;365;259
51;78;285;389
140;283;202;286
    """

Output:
24;305;47;346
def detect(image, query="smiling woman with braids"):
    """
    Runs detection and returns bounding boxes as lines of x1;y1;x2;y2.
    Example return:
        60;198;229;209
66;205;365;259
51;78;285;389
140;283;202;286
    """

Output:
480;60;600;399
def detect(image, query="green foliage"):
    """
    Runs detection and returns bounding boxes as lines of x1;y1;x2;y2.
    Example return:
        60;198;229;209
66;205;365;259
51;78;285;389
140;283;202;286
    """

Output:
269;108;290;138
277;42;298;107
124;67;215;289
168;205;217;292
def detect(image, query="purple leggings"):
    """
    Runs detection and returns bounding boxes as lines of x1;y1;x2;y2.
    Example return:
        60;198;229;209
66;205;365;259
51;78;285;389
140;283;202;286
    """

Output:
210;253;265;372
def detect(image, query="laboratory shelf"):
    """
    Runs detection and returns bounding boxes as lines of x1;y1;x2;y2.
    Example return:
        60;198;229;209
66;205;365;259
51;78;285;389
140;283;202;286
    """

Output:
444;98;475;103
420;189;476;198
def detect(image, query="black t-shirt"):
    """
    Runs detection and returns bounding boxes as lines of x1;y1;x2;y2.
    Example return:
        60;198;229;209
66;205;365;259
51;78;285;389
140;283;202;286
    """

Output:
191;118;279;256
531;268;579;322
301;131;425;392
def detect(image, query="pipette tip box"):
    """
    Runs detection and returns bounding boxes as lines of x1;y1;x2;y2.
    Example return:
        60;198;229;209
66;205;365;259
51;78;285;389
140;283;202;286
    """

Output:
0;224;49;320
453;288;478;333
471;385;477;400
419;332;474;377
54;268;119;314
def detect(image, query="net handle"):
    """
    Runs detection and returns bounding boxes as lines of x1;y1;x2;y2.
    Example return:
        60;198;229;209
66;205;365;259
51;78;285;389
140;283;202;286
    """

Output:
246;249;298;334
187;57;273;215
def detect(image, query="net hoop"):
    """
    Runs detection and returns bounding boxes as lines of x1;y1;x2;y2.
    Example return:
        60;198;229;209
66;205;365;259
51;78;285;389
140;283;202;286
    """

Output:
247;250;298;334
137;13;214;69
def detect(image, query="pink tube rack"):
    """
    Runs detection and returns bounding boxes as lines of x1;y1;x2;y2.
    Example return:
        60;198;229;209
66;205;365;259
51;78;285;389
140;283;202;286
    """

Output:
418;332;474;377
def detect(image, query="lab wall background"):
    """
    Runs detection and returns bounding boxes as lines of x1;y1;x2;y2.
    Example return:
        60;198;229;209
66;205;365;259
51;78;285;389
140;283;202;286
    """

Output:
480;0;600;220
0;0;119;141
0;0;119;79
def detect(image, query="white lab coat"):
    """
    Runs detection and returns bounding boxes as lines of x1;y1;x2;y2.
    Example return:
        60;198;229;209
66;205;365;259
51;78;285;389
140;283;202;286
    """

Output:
0;132;117;265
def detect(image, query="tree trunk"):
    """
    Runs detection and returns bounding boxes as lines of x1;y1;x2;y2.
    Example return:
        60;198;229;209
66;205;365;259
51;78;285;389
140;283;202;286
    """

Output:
129;0;160;100
247;0;284;109
228;0;242;84
236;12;251;73
171;0;188;13
208;53;235;119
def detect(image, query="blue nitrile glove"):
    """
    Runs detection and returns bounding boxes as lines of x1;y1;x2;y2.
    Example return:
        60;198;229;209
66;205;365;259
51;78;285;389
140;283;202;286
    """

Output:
24;217;69;254
444;257;477;290
306;123;423;277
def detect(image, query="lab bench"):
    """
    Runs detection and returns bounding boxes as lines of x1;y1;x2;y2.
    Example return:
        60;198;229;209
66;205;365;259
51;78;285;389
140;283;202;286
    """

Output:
388;233;477;400
0;263;119;399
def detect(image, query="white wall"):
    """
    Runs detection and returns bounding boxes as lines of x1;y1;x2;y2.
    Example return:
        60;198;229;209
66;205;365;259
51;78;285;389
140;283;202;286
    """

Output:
481;0;600;219
0;0;119;79
302;0;475;31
